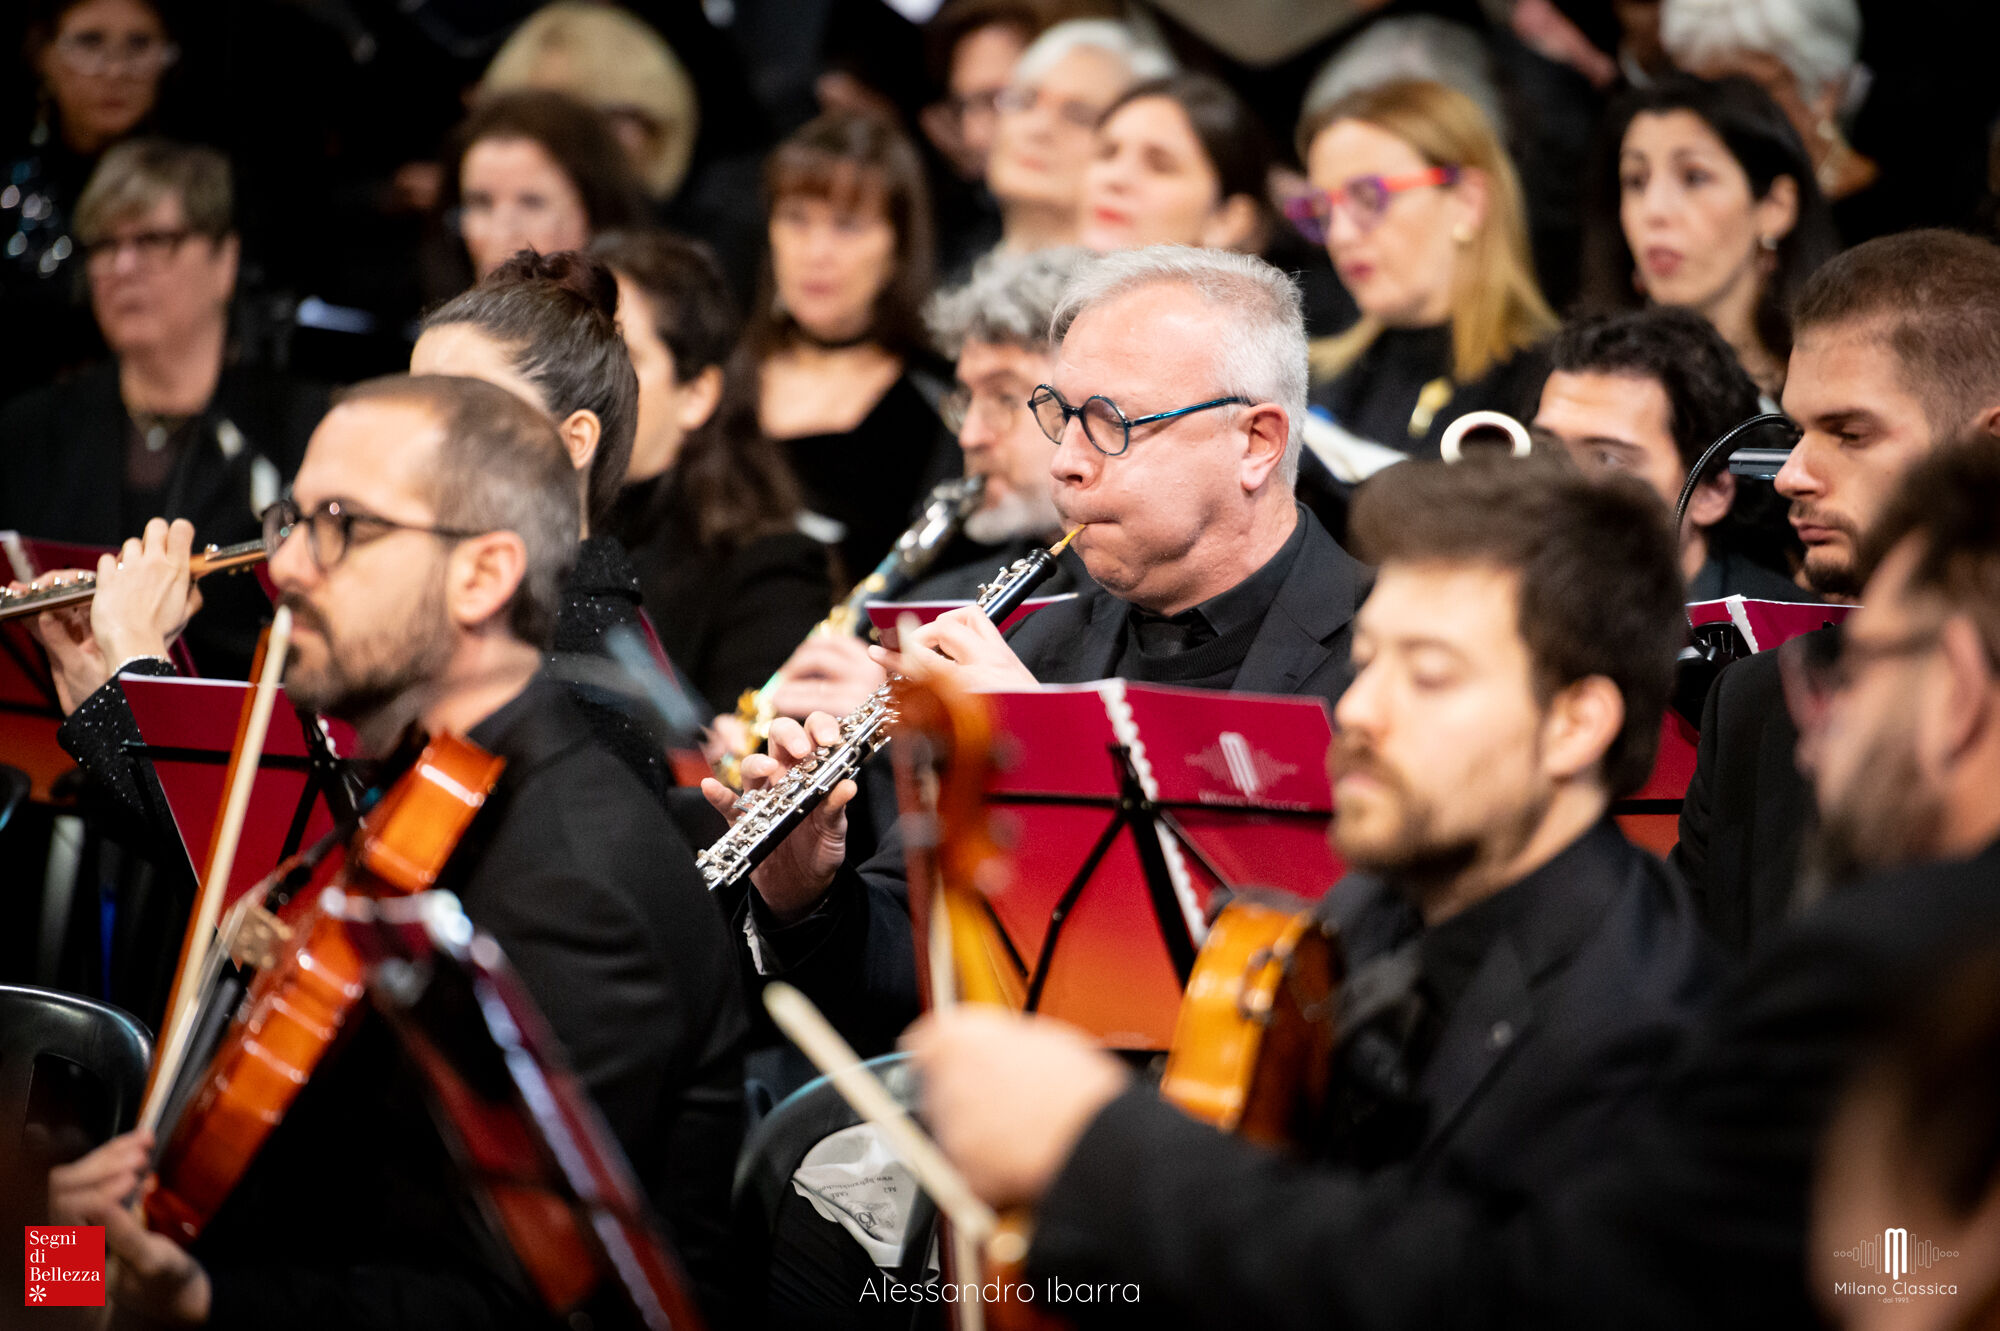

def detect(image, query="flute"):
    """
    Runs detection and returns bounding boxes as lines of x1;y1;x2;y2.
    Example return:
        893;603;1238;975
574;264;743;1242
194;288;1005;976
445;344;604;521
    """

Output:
698;526;1080;893
0;539;267;623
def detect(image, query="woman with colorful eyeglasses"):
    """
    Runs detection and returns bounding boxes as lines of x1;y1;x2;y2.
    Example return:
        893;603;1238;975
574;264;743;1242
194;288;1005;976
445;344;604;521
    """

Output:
1293;78;1557;461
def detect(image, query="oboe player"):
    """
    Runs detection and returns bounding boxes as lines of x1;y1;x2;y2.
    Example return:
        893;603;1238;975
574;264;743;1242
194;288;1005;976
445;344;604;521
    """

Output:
702;245;1371;1058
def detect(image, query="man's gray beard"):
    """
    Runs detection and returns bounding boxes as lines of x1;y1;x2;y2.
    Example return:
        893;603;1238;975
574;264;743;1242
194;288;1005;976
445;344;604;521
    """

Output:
964;485;1063;546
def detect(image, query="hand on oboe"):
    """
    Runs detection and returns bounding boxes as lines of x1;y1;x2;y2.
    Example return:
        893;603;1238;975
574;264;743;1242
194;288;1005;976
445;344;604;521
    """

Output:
870;607;1037;693
700;711;855;923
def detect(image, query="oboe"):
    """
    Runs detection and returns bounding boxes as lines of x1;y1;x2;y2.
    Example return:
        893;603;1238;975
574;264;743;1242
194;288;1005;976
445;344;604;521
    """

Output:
717;474;987;786
698;526;1080;893
0;539;266;623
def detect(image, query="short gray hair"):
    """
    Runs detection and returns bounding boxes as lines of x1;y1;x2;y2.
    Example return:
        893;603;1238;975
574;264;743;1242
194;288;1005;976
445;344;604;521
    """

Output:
1661;0;1860;102
1050;246;1307;485
1300;16;1506;140
1011;19;1174;89
928;247;1091;356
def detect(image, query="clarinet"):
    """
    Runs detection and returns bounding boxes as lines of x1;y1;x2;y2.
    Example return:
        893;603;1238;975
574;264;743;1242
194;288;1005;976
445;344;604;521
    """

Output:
698;527;1079;893
715;474;988;787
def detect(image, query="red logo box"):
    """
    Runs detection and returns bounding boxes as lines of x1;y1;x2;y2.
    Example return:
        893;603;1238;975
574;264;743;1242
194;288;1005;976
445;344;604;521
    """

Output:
24;1227;106;1307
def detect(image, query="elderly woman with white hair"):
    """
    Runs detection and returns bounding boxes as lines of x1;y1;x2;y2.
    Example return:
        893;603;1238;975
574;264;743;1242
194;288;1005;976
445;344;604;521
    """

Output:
985;19;1174;254
1661;0;1875;200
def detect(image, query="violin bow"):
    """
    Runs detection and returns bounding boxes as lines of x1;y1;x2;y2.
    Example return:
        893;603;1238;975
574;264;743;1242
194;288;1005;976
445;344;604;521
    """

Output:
138;605;294;1134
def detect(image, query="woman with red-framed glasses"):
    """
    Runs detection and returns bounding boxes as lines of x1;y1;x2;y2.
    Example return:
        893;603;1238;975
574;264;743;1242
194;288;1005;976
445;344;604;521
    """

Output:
1290;78;1557;461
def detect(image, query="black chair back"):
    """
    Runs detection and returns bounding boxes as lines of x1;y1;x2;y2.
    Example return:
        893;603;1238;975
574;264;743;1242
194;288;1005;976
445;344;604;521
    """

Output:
732;1052;942;1328
0;984;152;1155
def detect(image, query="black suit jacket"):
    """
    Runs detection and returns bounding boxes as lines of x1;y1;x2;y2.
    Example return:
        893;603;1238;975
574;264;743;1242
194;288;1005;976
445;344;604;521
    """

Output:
0;360;325;677
197;675;749;1329
737;510;1371;1055
1669;633;1825;952
1027;839;2000;1331
1028;822;1716;1330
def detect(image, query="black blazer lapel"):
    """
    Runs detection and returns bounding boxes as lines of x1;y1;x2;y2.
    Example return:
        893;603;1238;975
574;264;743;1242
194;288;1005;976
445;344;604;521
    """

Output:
1012;581;1126;684
1413;936;1534;1160
1233;511;1367;698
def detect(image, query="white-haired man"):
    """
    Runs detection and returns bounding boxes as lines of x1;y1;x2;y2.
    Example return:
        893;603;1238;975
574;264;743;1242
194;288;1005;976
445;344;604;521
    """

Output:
703;245;1371;1055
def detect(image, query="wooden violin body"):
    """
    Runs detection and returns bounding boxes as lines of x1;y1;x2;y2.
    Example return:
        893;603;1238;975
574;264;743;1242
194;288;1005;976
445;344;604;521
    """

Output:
1160;896;1342;1143
144;733;505;1242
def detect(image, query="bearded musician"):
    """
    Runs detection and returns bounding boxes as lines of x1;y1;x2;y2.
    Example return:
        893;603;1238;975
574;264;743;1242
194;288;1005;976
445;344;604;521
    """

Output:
905;454;1717;1328
705;245;1372;1057
47;376;747;1328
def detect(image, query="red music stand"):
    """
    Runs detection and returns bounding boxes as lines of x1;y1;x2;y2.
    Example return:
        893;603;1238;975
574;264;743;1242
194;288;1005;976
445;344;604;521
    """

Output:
965;681;1339;1050
120;676;355;906
1612;597;1854;855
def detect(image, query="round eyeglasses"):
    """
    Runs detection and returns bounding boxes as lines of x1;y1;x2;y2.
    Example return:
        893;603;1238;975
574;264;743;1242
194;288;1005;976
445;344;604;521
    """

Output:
1028;385;1249;458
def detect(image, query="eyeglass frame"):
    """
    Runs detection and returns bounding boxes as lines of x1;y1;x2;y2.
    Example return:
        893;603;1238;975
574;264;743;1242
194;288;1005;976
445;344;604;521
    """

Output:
80;227;208;271
261;497;487;572
940;382;1033;436
1778;622;1944;739
1028;384;1251;458
1283;166;1463;245
992;84;1105;131
51;31;180;78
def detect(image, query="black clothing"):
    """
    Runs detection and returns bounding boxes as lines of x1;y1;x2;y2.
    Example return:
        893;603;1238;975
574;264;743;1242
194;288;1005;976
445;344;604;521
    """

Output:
0;129;110;401
549;535;674;805
197;674;749;1329
1670;635;1827;953
1688;550;1820;604
1115;511;1305;685
605;478;832;715
775;369;957;581
736;508;1371;1057
1027;821;1717;1329
1310;324;1548;461
0;360;325;677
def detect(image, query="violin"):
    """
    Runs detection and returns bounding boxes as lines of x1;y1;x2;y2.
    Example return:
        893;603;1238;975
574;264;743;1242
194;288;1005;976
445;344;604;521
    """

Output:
142;731;505;1242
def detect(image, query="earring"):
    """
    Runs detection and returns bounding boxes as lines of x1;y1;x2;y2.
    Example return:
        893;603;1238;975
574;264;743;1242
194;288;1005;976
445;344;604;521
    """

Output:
1759;234;1778;251
1451;223;1474;245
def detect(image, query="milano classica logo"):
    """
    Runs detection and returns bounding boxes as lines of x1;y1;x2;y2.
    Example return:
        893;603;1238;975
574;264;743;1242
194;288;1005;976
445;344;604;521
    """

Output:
1830;1227;1962;1299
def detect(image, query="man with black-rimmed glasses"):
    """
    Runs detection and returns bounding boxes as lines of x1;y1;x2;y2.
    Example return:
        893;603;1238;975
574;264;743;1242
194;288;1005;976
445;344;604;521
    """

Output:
701;245;1372;1061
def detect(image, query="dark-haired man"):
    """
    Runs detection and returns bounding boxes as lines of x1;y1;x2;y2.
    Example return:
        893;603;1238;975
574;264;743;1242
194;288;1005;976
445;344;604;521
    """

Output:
47;376;746;1328
1535;305;1811;601
907;453;1712;1327
1674;229;2000;952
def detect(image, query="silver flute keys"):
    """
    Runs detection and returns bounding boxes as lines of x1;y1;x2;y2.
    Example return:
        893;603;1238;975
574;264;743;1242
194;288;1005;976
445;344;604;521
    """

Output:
696;529;1078;893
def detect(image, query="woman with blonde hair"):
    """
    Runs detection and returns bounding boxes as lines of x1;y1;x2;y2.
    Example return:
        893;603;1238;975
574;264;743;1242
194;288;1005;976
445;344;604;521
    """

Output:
1291;78;1556;459
480;1;700;203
